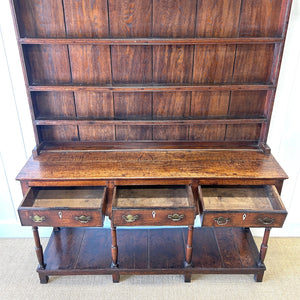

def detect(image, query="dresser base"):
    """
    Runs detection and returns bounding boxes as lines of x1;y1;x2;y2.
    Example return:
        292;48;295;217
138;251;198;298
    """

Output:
37;227;265;283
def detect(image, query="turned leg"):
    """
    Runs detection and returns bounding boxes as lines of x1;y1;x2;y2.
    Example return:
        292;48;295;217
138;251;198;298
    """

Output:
255;227;271;282
184;225;194;282
32;226;49;284
111;226;120;283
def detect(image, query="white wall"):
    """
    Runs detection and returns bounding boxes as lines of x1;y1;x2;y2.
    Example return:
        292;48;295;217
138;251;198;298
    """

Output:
0;0;299;238
265;0;300;237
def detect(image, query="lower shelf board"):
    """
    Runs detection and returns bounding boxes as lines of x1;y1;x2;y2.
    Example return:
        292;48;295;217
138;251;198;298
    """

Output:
39;227;264;278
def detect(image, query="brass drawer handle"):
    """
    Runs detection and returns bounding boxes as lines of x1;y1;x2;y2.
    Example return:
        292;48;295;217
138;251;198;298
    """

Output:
214;217;230;226
29;215;46;223
122;214;139;223
168;214;184;222
74;215;92;224
258;217;274;225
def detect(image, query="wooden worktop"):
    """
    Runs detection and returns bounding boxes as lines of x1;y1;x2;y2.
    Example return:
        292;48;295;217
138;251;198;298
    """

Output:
16;150;287;182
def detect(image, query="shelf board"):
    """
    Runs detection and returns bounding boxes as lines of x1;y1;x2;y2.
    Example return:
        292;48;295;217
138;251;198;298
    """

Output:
19;37;283;45
28;84;275;92
34;118;267;126
38;141;261;152
38;227;264;278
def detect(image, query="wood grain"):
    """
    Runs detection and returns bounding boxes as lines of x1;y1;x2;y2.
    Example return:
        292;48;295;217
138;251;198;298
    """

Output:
201;186;274;210
226;124;262;141
115;186;191;208
14;0;66;37
233;45;275;83
111;46;152;83
191;92;230;117
153;46;194;83
64;0;109;38
214;228;243;267
229;91;267;117
76;228;111;269
75;92;114;118
39;227;262;274
16;150;288;182
186;227;223;268
149;229;185;268
114;92;152;120
78;125;115;142
69;45;112;84
116;125;152;141
239;0;285;37
44;228;85;270
153;0;197;37
33;92;76;118
33;187;105;208
24;45;71;84
109;0;152;38
193;45;236;84
196;0;241;37
189;125;226;141
153;92;191;119
39;125;78;142
153;126;189;140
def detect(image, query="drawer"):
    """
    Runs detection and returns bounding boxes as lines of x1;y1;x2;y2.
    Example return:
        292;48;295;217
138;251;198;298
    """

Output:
199;185;287;227
18;187;106;227
112;186;195;226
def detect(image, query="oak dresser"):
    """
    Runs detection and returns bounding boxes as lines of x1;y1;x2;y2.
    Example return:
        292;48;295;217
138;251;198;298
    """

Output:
11;0;292;283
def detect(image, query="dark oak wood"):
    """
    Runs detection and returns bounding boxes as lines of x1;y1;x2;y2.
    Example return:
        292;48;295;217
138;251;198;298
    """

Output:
11;0;292;284
19;187;106;227
35;227;265;280
34;118;267;126
19;37;284;45
199;185;287;227
64;0;109;38
32;226;46;269
112;186;195;227
255;228;272;282
16;150;287;182
28;83;276;92
185;226;194;267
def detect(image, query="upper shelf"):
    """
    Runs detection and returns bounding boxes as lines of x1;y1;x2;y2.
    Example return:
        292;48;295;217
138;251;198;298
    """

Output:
28;84;276;92
13;0;288;39
19;37;284;46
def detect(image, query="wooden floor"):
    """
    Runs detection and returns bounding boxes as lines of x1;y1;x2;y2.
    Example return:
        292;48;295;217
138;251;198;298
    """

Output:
39;227;263;278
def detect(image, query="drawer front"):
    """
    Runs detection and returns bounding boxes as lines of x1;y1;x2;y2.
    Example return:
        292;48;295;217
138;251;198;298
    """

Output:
19;208;103;227
112;208;194;226
199;185;287;228
202;211;286;227
18;186;106;227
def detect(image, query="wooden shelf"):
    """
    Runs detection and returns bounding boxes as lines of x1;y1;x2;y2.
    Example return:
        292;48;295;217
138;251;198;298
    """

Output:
19;37;284;45
37;141;262;152
34;118;267;126
37;227;264;278
28;84;276;92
